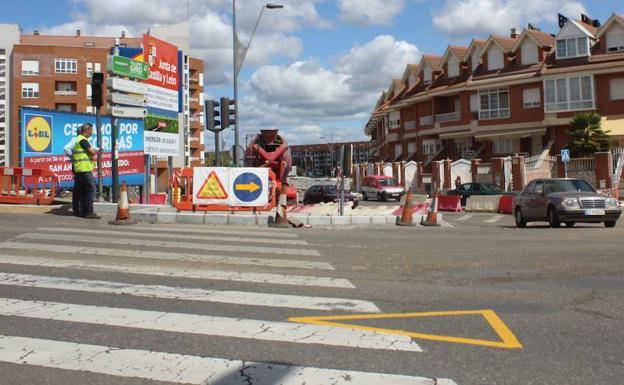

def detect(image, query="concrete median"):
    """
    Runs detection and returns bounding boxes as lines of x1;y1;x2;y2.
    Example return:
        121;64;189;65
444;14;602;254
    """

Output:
465;195;502;212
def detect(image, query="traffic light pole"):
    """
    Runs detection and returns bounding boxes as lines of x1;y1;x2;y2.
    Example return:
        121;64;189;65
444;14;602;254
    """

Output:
112;117;119;203
95;103;103;202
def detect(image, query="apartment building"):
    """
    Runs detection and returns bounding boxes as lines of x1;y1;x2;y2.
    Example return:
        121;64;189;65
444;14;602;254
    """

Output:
290;141;372;177
366;12;624;168
0;24;20;166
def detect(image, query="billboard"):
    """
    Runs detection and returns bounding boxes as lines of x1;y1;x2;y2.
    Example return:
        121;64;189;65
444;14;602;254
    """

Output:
143;34;180;156
20;107;144;188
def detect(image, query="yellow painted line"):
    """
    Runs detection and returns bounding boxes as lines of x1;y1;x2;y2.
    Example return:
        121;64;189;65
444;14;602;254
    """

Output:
289;309;523;349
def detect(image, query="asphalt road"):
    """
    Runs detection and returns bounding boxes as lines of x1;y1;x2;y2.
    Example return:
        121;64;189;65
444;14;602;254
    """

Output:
0;211;622;384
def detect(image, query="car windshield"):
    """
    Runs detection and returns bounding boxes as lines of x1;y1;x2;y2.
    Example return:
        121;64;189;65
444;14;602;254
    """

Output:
481;184;503;193
377;178;396;186
545;179;595;193
322;186;337;194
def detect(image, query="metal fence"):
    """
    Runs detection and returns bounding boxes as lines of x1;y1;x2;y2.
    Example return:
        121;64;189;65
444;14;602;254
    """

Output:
525;155;556;185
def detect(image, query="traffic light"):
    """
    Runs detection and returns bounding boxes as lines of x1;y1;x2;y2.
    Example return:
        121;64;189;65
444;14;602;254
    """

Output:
91;72;104;107
219;97;236;129
205;99;220;132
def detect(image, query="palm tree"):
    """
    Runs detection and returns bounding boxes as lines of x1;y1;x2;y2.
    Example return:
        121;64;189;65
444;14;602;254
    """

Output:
565;112;611;157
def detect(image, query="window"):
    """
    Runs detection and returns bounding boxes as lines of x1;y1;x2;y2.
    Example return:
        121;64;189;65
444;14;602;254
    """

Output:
469;93;479;112
471;51;480;71
453;138;472;152
544;76;594;112
86;106;96;114
521;40;538;65
493;138;519;154
21;82;39;98
609;78;624;100
394;144;402;158
389;111;400;129
408;73;417;88
523;88;541;108
422;139;441;155
21;60;39;76
86;84;92;99
606;24;624;51
479;87;510;119
95;63;101;72
55;58;77;73
447;56;459;77
407;142;416;155
556;37;589;58
86;62;93;77
487;45;504;70
423;64;432;84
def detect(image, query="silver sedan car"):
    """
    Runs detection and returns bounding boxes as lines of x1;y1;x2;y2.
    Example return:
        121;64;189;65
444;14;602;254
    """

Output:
514;178;621;228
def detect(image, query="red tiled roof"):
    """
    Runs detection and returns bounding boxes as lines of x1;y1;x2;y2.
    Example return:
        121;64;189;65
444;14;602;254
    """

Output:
423;55;443;71
576;20;599;36
525;29;555;47
541;51;624;74
490;35;517;52
449;46;469;60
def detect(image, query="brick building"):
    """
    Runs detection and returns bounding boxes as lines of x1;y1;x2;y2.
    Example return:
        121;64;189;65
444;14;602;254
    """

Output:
290;141;372;177
366;12;624;168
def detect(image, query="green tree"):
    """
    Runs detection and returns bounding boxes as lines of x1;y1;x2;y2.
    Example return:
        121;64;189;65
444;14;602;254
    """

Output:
566;112;611;157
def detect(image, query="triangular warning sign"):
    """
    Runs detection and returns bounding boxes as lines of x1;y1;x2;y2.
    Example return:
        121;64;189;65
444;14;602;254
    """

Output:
196;171;228;199
289;309;522;349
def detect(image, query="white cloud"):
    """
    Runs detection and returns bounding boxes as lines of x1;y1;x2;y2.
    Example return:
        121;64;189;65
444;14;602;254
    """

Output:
338;0;406;26
432;0;587;37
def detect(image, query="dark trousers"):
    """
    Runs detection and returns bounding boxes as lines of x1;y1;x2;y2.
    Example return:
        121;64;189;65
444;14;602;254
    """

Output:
74;172;95;217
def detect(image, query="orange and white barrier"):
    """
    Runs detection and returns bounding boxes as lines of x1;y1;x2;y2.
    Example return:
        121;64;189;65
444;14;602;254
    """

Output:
438;195;462;212
0;167;58;205
465;195;502;212
498;195;514;214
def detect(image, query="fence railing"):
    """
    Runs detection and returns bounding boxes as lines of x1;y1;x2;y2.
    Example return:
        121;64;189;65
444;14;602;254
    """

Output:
419;116;433;126
435;111;460;123
567;157;595;172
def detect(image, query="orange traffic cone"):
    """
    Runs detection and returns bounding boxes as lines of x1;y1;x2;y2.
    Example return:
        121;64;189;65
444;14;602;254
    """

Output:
396;187;416;226
110;182;137;225
269;183;289;228
421;188;441;226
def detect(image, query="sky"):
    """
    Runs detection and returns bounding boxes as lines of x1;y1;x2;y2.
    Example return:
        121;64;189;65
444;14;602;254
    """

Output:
1;0;622;150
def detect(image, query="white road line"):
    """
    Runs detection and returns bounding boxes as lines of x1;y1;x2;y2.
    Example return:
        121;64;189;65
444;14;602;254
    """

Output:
36;227;309;246
456;214;473;221
0;241;333;271
0;336;449;384
0;272;378;312
0;298;421;352
16;233;320;257
0;254;354;288
117;225;302;239
485;215;505;223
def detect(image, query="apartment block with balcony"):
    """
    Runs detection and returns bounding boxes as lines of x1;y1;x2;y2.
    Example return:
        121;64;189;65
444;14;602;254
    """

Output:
365;12;624;169
187;57;205;167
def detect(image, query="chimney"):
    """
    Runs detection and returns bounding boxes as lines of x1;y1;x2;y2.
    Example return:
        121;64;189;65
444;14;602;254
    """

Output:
33;30;39;35
121;31;126;38
76;29;81;36
510;27;520;39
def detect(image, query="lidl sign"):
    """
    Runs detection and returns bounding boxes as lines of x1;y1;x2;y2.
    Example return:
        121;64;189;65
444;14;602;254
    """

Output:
108;55;149;80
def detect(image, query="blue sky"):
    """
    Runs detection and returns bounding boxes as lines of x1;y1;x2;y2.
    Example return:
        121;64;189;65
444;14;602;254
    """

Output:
1;0;621;148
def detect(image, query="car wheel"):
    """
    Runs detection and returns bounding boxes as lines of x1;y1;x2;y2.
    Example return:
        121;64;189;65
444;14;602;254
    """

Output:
548;206;561;228
362;192;368;201
380;192;387;202
605;221;616;228
564;222;575;228
515;207;527;228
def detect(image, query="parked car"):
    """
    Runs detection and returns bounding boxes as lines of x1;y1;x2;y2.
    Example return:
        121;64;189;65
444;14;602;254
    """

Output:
513;178;621;228
361;175;404;201
302;185;358;205
447;182;515;206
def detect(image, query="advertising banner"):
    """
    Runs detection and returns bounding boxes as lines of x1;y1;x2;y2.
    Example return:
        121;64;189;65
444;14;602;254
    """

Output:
20;107;144;188
193;167;269;207
143;34;180;156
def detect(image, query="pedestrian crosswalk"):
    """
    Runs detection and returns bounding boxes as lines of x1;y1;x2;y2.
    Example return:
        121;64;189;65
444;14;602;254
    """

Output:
0;224;458;384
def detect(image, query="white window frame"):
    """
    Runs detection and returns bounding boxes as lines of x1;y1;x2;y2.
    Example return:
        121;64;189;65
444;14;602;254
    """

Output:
544;75;595;112
556;37;589;59
469;93;479;112
21;60;39;76
21;82;39;99
523;88;541;108
478;87;510;120
609;78;624;100
86;62;93;78
487;45;504;71
55;58;78;74
606;24;624;52
422;139;441;155
94;63;101;72
493;138;519;154
389;111;401;129
86;84;92;99
520;40;538;65
423;64;432;84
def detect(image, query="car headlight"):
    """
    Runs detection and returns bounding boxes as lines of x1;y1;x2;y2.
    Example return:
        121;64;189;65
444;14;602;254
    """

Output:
606;198;619;208
561;198;580;209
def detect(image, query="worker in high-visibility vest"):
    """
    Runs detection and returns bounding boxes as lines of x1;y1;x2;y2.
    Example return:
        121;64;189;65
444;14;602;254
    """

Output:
72;123;101;219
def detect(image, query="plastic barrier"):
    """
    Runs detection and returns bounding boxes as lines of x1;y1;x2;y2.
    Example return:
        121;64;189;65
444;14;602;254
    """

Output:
465;195;502;212
438;195;462;212
391;202;429;217
0;167;58;205
498;195;514;214
149;193;167;205
171;167;277;212
399;193;428;206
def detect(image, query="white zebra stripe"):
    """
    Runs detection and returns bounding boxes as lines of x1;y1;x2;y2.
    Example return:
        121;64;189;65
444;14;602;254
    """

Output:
0;298;420;352
0;272;378;312
0;254;354;288
16;233;320;256
0;335;451;384
113;225;302;238
0;241;333;270
456;214;473;221
485;215;505;223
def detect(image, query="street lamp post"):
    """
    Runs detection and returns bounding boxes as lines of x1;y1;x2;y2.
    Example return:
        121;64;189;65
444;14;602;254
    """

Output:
233;1;283;166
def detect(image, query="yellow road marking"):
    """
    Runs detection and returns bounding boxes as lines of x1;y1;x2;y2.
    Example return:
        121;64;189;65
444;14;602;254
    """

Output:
289;309;523;349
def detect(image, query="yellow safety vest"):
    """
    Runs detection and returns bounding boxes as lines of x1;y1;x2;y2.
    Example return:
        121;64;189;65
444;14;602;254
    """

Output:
72;134;94;173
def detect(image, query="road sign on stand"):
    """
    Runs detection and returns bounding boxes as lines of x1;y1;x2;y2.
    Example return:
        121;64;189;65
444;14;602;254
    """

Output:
193;167;268;206
561;149;571;163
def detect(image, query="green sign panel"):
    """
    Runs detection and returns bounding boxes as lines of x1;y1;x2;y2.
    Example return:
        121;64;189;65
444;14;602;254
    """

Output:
108;55;149;80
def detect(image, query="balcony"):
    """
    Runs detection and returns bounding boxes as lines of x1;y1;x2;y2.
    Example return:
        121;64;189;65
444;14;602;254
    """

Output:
54;90;77;96
419;116;434;126
435;111;460;123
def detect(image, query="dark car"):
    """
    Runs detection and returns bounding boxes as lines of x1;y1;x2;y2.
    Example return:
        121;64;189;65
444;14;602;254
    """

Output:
302;185;358;205
514;178;621;228
447;182;514;206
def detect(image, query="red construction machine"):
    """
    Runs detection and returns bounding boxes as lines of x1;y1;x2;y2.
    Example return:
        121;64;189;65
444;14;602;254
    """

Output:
245;129;297;204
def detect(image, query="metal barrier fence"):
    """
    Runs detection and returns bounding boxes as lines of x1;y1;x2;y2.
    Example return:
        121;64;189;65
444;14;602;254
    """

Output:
0;167;58;205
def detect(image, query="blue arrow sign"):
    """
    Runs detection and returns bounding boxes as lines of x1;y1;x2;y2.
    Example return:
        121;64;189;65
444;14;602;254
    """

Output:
561;149;571;163
233;172;263;202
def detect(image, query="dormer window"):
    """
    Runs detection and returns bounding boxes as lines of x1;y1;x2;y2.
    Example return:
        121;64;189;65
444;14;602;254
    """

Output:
447;56;459;77
520;40;538;65
606;23;624;51
471;51;480;71
423;64;432;84
556;36;589;58
487;45;503;70
408;73;417;88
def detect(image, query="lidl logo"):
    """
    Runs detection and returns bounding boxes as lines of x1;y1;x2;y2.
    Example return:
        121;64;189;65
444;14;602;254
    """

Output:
25;115;53;153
